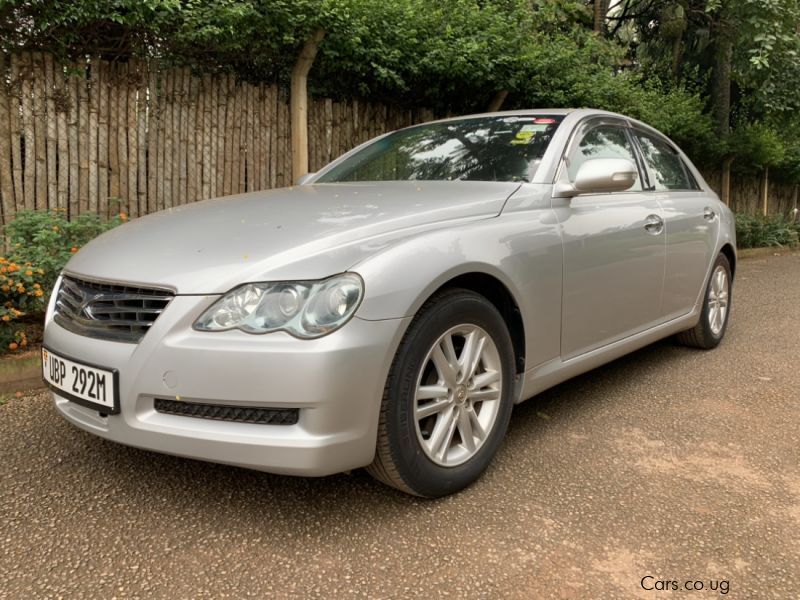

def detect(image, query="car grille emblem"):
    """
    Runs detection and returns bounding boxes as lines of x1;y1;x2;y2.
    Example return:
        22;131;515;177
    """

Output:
78;289;96;318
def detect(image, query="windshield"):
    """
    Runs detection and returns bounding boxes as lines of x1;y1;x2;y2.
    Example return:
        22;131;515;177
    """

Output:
316;115;563;183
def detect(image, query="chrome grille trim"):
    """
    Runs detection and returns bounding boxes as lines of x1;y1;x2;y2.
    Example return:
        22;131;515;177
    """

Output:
54;276;173;343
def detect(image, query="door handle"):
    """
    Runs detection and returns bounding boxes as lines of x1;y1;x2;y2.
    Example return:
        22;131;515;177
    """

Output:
703;207;716;221
644;214;664;235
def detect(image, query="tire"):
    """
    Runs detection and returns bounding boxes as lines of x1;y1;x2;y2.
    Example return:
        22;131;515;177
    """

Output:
676;252;732;349
367;288;515;497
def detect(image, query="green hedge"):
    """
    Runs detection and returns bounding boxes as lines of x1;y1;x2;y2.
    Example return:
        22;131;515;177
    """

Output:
735;213;800;249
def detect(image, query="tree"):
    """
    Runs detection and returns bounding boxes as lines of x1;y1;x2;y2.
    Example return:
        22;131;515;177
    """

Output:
609;0;800;192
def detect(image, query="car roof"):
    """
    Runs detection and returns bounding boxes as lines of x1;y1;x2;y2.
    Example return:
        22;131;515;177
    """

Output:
424;108;620;124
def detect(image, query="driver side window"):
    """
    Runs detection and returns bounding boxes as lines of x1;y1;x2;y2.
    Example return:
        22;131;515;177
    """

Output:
567;125;642;191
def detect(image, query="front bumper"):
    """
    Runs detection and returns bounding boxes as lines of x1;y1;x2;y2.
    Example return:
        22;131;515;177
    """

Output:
44;292;410;476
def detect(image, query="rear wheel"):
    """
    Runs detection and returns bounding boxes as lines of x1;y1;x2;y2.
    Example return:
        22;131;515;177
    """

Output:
367;289;515;497
676;253;732;349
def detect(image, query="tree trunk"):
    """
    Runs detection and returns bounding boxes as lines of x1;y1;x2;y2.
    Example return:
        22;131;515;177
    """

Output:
711;35;732;138
487;90;508;112
711;33;733;205
761;166;769;216
593;0;608;33
291;29;326;183
671;35;682;82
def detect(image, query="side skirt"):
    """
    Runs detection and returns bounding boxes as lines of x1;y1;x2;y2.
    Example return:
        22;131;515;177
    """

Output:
515;308;700;404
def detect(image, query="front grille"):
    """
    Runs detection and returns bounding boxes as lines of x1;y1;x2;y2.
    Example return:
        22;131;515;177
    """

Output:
54;275;173;343
154;398;299;425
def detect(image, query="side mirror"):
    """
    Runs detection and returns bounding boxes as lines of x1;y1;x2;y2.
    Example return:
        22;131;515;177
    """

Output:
553;158;638;198
295;172;316;185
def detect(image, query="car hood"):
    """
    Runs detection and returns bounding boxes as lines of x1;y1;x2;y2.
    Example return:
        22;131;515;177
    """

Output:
65;181;520;294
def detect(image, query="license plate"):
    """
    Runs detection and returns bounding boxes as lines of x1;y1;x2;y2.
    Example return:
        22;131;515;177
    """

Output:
42;347;119;414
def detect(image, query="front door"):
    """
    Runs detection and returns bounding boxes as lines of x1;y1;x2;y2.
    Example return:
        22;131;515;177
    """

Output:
555;121;666;359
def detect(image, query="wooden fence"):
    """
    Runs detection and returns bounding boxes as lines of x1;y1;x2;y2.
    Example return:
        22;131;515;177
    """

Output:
0;52;435;224
702;170;798;217
0;51;796;224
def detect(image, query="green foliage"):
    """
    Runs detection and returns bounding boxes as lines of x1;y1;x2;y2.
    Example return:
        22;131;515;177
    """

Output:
0;211;123;352
5;211;124;293
0;257;43;352
735;213;800;249
311;0;570;110
0;0;182;58
727;124;786;174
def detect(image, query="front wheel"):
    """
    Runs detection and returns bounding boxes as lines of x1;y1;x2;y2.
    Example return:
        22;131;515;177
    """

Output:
676;252;732;349
367;289;515;497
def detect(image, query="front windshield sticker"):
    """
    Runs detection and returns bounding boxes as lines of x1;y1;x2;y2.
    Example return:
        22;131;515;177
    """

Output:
511;123;551;145
511;132;534;145
520;123;549;133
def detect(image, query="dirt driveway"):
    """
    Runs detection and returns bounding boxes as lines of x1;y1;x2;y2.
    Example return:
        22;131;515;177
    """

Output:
2;252;798;599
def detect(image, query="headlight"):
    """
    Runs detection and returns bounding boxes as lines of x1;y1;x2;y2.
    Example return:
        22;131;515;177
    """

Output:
193;273;364;339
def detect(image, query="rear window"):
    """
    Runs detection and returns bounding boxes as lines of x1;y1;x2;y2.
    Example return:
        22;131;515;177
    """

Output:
316;115;564;183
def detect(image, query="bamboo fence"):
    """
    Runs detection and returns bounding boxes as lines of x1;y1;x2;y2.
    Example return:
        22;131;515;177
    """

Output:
0;52;794;224
0;52;435;223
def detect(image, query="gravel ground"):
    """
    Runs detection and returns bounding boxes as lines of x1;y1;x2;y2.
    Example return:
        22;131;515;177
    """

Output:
1;252;798;599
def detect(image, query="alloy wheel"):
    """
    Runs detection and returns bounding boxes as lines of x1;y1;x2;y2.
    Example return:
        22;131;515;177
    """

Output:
707;265;729;336
413;324;503;467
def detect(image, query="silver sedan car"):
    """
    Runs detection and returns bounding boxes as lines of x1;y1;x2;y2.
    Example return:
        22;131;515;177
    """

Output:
42;109;735;497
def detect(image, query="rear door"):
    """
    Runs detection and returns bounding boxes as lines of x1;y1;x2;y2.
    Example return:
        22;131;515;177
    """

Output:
555;118;666;359
632;130;718;319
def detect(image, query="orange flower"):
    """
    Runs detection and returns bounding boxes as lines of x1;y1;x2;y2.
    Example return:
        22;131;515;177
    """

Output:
52;226;59;232
120;212;128;221
70;247;78;253
0;257;5;263
1;286;8;293
0;267;6;274
25;270;33;277
16;286;24;293
33;283;40;289
35;290;44;297
20;339;26;347
1;315;9;322
8;342;17;350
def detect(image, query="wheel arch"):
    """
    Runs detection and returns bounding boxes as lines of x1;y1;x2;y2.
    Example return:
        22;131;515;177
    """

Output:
720;243;736;278
424;272;526;375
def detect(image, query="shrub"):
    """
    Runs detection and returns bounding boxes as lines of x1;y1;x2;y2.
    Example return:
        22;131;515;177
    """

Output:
735;213;800;248
5;210;126;292
0;210;125;353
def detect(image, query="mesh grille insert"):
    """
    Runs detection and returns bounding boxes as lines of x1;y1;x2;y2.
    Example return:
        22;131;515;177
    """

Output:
153;398;299;425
